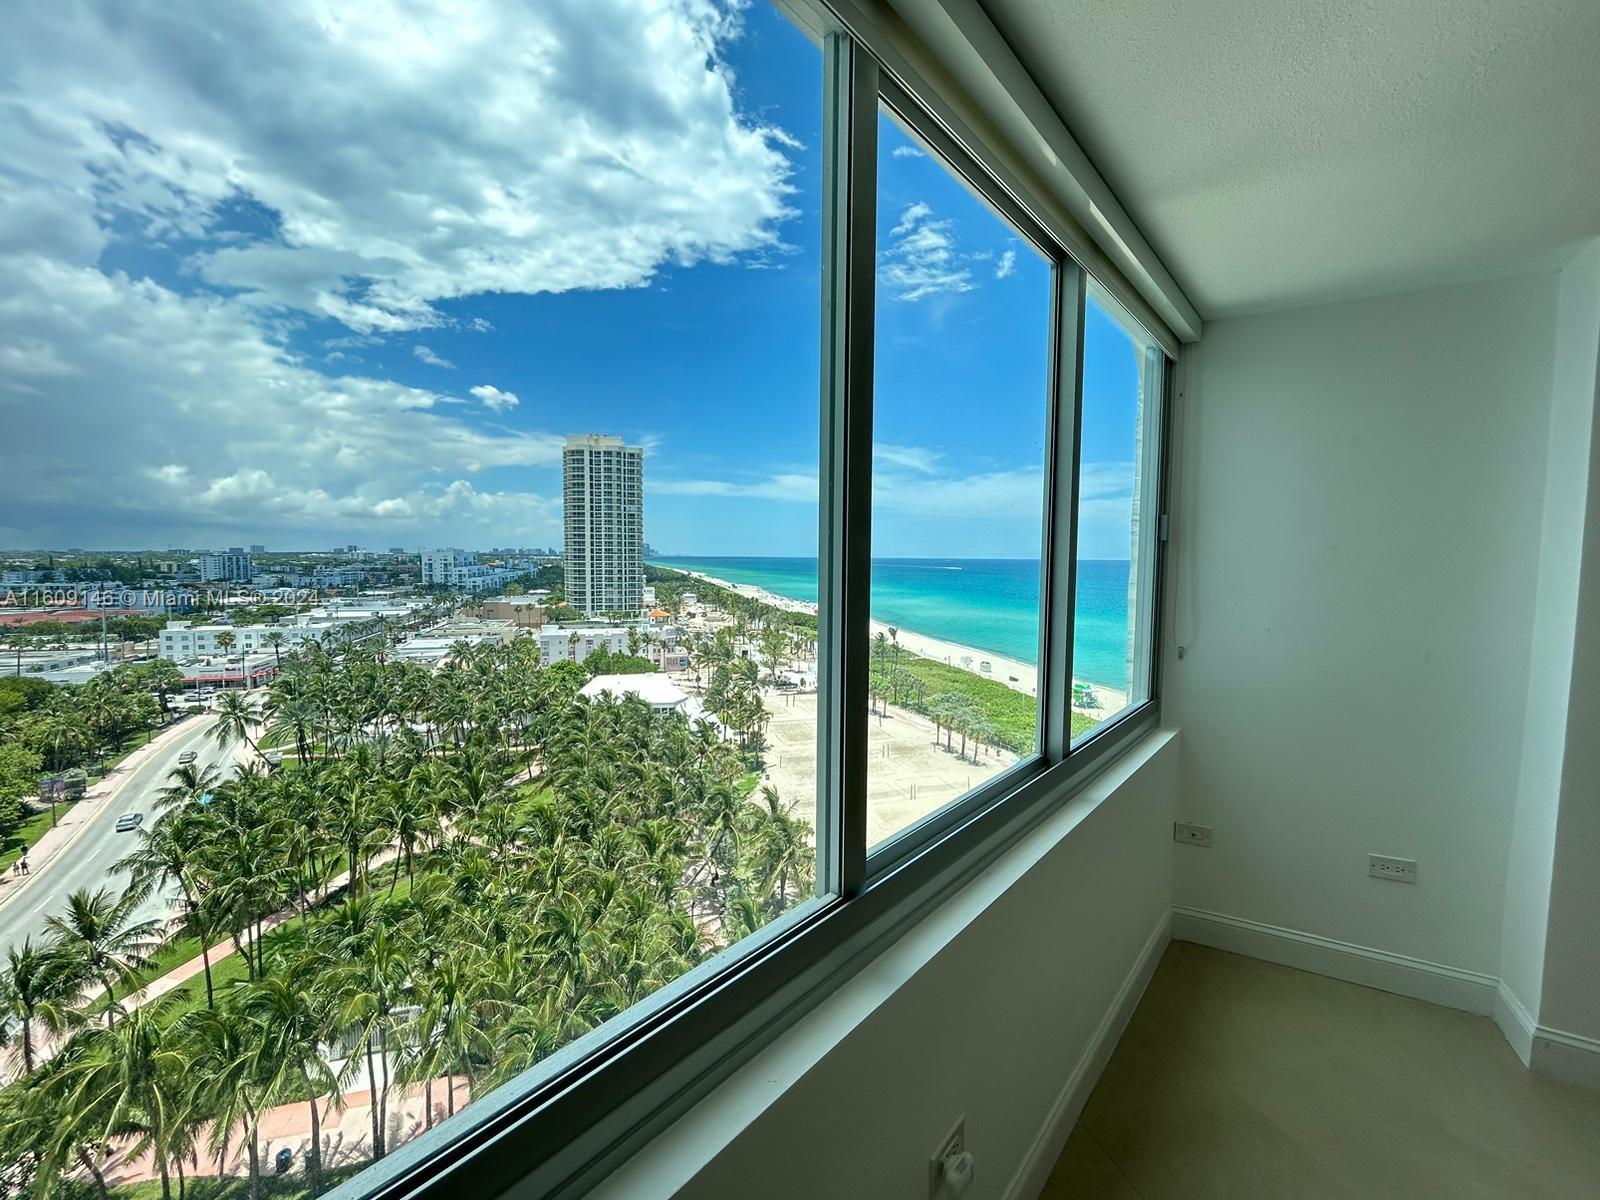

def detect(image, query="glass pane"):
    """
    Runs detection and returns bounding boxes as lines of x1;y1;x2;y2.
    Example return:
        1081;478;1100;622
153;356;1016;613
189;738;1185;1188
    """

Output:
865;106;1051;851
1071;288;1164;742
0;3;826;1193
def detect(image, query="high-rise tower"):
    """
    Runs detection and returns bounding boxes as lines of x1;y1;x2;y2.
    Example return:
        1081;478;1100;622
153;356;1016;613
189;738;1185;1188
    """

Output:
563;434;644;615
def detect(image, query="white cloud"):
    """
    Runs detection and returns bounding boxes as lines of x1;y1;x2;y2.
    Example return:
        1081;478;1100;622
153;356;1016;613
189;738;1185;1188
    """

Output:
651;461;1049;520
880;202;974;301
0;0;808;547
470;384;520;413
0;256;564;544
891;146;924;159
0;0;799;334
873;443;941;473
1079;461;1135;502
996;248;1017;279
413;344;456;369
651;473;817;503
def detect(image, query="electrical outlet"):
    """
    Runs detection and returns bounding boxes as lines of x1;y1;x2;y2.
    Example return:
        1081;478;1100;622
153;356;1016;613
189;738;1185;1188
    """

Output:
1173;821;1212;847
928;1115;966;1198
1368;853;1417;883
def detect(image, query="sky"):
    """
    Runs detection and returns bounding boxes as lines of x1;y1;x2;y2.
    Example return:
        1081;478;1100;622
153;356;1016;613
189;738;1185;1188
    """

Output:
0;0;1148;559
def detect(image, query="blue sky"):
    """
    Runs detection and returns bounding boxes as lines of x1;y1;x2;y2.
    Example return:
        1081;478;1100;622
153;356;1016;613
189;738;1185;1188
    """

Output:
0;0;1145;559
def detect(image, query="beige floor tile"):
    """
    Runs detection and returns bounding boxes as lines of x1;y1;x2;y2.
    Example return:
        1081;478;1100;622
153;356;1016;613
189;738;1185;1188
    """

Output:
1080;1011;1243;1118
1039;1126;1143;1200
1061;944;1597;1200
1236;1044;1574;1200
1344;1016;1600;1198
1083;1085;1361;1200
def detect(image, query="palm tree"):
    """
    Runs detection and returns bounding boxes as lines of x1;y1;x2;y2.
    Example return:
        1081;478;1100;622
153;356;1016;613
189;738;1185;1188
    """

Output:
212;691;265;761
239;959;339;1196
118;809;221;1009
180;1006;272;1199
46;999;190;1200
0;938;76;1073
44;887;160;1026
327;913;410;1161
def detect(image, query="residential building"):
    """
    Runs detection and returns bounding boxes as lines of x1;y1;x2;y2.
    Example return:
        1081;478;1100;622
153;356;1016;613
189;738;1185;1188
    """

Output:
421;548;519;593
563;433;644;614
248;543;266;553
536;623;631;665
198;550;253;581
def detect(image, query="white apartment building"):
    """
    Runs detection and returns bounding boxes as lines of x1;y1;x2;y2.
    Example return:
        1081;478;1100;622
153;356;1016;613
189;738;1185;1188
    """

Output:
160;620;328;660
198;550;254;582
537;624;631;665
563;434;644;615
421;548;519;593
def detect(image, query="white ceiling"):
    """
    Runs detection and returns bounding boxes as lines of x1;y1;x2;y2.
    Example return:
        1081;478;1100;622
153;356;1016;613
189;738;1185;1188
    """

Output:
978;0;1600;318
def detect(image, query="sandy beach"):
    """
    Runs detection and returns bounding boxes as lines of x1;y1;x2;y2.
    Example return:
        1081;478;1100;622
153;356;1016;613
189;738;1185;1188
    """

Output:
663;568;1130;717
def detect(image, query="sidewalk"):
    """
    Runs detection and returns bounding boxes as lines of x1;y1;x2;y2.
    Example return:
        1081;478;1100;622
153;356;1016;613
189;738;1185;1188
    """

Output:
0;715;210;914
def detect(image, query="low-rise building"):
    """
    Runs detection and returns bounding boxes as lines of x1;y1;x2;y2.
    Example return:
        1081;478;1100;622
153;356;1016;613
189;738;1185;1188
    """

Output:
537;624;631;665
421;548;521;593
160;620;324;660
579;673;708;722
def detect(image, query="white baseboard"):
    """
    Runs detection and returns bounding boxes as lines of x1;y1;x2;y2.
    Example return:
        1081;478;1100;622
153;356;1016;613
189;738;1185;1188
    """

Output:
1494;981;1537;1064
1496;981;1600;1088
1000;909;1171;1200
1170;906;1499;1015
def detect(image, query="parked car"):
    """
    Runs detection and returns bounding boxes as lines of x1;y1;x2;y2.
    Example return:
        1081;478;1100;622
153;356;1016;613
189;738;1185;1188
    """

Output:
115;812;144;832
178;750;197;766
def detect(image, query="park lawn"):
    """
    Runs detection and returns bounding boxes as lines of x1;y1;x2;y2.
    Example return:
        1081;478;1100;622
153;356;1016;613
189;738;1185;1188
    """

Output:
1071;711;1102;740
0;807;58;873
893;653;1040;754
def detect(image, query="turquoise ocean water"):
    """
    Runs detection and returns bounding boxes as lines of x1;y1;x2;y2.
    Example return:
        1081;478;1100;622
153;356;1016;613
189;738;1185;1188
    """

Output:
651;557;1132;691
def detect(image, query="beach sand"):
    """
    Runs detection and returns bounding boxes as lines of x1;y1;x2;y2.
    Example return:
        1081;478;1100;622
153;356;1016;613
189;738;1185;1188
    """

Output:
664;568;1130;718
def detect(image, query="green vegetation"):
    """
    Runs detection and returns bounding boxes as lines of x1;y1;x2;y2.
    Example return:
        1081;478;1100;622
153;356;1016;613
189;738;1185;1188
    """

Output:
0;808;54;874
1;634;813;1199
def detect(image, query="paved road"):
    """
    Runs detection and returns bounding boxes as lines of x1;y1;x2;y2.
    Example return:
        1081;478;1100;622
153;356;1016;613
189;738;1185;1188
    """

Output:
0;715;237;954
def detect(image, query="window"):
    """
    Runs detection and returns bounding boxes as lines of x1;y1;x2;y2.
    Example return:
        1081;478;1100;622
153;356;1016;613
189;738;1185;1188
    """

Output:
0;4;1170;1198
1071;288;1166;742
865;102;1053;851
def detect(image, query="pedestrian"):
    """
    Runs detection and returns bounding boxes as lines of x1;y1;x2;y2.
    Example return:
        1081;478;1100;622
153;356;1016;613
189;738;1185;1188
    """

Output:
19;857;28;875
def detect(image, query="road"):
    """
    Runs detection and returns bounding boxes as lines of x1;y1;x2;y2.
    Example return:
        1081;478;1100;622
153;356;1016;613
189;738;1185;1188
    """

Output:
0;715;238;954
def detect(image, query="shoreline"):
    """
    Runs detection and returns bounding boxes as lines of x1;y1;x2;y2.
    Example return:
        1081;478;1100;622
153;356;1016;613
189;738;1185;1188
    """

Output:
658;567;1130;716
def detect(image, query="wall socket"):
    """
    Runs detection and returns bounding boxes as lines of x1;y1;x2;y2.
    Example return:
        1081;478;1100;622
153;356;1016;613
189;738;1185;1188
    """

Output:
928;1114;966;1198
1368;853;1417;883
1173;821;1212;847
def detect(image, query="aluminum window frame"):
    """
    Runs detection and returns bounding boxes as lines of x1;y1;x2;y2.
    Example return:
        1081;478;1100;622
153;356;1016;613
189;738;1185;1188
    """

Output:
328;6;1175;1199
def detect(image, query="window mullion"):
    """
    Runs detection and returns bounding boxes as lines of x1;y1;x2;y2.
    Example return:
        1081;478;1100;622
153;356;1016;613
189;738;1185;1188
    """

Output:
1041;261;1086;762
817;30;878;898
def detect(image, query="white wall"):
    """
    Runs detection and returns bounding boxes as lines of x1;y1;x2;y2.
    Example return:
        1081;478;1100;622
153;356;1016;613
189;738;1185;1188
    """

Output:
587;734;1178;1200
1167;273;1560;978
1535;242;1600;1046
1500;243;1600;1024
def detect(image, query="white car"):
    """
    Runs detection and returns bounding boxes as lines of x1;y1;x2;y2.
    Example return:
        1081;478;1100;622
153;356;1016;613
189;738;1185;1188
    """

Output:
115;812;145;833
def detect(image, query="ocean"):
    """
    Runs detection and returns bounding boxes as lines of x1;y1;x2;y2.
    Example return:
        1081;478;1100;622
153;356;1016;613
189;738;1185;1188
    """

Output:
651;557;1133;692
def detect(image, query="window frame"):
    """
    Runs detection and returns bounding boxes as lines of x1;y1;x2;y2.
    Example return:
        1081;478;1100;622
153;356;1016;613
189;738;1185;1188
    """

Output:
331;6;1175;1199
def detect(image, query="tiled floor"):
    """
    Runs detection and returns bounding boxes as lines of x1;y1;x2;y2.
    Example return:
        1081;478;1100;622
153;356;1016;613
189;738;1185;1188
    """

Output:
1040;941;1600;1200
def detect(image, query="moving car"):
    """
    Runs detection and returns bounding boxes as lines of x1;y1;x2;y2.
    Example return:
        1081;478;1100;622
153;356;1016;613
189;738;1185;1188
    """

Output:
115;812;144;832
178;750;197;766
